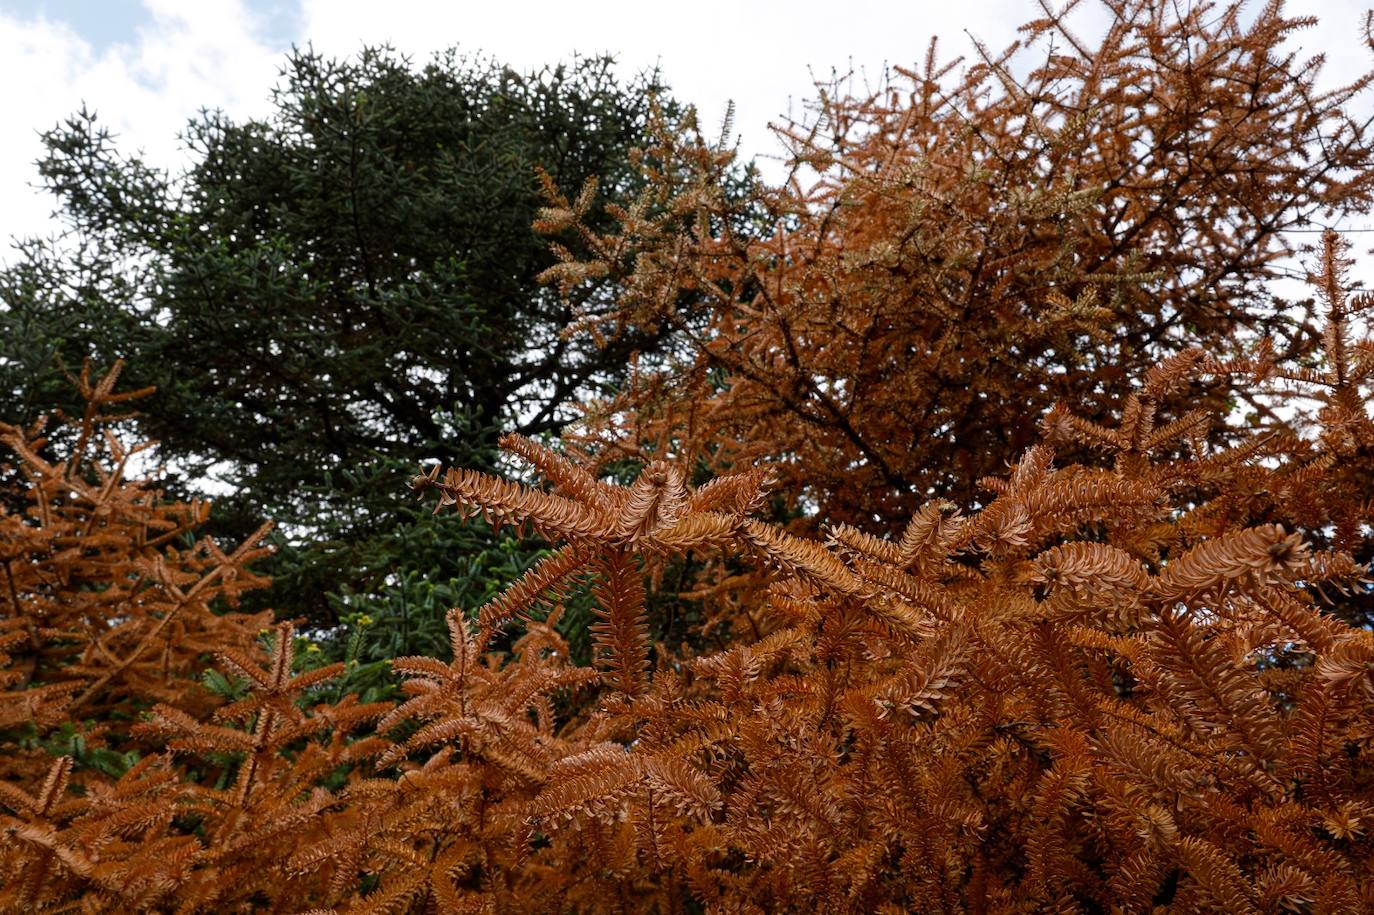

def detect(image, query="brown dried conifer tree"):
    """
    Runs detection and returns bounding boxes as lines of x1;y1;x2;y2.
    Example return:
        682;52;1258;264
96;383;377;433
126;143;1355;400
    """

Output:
539;0;1374;540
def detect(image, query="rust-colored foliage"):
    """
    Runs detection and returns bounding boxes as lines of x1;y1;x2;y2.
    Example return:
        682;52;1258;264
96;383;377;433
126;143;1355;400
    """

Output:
5;2;1374;912
0;362;274;765
0;370;393;909
539;0;1374;534
10;282;1374;909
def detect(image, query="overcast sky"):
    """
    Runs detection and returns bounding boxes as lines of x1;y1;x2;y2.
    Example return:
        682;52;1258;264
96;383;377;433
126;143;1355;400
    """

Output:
3;0;1374;254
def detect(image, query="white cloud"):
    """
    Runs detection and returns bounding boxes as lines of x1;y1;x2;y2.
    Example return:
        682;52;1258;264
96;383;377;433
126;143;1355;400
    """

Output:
2;0;1373;254
292;1;1374;177
294;0;1030;172
0;1;281;250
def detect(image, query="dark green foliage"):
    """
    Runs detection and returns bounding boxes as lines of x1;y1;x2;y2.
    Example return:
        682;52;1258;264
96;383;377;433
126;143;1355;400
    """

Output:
0;47;686;627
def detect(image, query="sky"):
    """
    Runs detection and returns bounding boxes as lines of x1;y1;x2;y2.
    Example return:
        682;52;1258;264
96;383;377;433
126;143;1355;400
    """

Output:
2;0;1374;254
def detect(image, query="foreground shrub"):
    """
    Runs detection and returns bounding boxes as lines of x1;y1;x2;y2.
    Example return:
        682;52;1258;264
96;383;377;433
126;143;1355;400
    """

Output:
0;362;273;779
2;241;1372;909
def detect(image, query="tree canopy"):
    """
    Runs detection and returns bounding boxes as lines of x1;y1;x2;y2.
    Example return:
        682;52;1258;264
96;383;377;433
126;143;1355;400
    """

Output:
1;47;701;628
545;1;1374;539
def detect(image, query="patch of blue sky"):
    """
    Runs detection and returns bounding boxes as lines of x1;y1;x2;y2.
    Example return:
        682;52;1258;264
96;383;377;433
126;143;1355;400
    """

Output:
242;0;303;51
2;0;303;53
4;0;149;49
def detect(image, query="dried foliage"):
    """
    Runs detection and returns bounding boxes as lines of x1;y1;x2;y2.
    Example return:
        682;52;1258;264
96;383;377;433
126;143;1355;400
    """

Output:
6;272;1374;909
0;362;273;761
538;0;1374;531
4;2;1374;912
